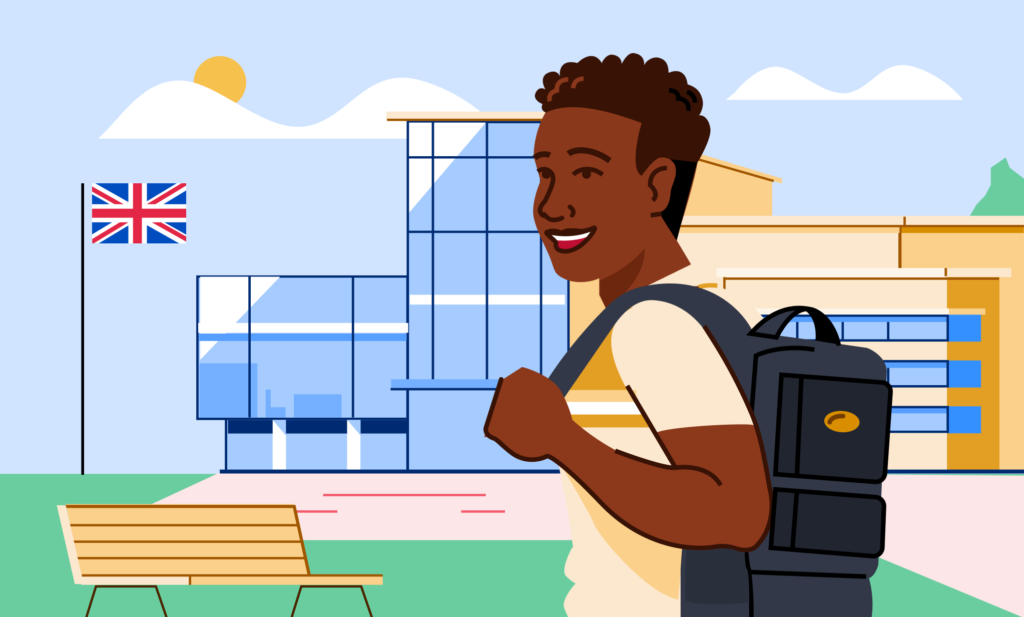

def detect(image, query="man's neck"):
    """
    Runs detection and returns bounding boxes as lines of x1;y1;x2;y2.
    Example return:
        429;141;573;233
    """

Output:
599;230;690;307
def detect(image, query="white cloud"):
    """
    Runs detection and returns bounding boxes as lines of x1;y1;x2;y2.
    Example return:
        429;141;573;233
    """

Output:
100;77;477;139
727;66;961;101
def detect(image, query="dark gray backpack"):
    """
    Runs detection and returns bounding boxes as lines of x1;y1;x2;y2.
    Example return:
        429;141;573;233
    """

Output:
548;283;893;617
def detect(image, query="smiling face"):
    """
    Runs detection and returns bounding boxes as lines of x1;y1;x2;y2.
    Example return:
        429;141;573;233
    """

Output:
533;107;673;282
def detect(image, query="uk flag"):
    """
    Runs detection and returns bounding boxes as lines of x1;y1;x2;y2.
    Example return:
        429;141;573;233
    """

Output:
92;183;187;244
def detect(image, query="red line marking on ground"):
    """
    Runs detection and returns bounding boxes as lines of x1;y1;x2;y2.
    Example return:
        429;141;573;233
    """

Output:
297;510;337;513
323;494;486;497
461;510;505;514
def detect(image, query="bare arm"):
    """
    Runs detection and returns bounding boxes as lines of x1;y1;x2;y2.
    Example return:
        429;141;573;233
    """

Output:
549;418;770;550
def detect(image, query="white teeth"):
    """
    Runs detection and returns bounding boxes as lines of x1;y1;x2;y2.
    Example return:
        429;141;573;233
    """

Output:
552;232;591;242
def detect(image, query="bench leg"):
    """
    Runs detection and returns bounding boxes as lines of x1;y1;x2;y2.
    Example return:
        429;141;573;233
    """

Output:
84;586;99;617
85;586;168;617
290;586;305;617
153;586;169;617
359;586;374;617
289;585;373;617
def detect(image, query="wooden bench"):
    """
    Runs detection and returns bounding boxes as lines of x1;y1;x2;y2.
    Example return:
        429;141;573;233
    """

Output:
57;504;383;616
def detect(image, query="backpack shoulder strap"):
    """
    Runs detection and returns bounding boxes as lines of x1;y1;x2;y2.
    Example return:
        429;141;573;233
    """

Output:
548;283;747;395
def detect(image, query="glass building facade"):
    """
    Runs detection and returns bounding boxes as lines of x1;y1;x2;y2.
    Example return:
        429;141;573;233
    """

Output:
197;120;565;472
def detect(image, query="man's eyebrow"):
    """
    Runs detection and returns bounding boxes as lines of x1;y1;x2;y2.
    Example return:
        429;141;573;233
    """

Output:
567;147;611;163
533;151;551;160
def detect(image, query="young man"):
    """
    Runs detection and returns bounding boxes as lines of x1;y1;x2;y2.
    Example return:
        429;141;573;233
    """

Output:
484;54;772;615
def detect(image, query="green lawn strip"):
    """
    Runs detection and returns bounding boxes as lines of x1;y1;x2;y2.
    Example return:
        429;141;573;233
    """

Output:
872;560;1015;616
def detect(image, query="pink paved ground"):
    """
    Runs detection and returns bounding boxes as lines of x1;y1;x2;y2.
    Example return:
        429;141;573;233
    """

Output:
160;472;1022;614
158;473;571;541
881;474;1023;616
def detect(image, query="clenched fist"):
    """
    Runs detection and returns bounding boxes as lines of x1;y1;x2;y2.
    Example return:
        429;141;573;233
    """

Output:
484;367;577;462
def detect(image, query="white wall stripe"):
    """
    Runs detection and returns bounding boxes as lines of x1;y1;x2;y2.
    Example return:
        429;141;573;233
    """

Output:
198;322;409;334
409;294;567;306
347;421;361;470
272;421;287;470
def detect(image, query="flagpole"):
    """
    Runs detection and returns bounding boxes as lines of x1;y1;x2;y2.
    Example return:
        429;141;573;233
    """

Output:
81;183;85;475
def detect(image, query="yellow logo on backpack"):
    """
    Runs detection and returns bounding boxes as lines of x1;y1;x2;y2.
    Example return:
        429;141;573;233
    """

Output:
824;411;860;433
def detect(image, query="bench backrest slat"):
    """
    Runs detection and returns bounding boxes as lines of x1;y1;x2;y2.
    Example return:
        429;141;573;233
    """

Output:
60;505;311;582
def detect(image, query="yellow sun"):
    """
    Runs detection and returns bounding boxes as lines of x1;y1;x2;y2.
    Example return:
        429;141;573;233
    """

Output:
194;56;246;103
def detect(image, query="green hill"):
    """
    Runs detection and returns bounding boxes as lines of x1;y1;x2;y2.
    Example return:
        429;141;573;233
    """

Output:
971;159;1024;215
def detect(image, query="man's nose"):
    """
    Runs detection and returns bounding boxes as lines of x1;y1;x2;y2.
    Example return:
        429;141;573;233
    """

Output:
538;190;576;222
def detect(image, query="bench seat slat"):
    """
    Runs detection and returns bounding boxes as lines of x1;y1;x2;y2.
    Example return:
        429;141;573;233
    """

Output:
76;542;305;559
190;574;384;586
72;525;301;542
79;558;309;576
67;506;297;526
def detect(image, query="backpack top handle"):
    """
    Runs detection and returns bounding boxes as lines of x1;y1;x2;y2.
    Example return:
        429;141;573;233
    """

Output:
749;306;841;346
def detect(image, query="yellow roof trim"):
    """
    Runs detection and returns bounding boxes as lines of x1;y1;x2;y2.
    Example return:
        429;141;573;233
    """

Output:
698;155;781;183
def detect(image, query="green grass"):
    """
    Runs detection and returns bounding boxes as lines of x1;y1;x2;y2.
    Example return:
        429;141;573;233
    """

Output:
0;475;1014;616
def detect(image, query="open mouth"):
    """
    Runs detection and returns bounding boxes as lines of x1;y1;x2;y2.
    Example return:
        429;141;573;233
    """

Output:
545;226;597;253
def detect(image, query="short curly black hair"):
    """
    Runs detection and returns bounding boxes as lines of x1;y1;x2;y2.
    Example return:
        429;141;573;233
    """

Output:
536;54;710;236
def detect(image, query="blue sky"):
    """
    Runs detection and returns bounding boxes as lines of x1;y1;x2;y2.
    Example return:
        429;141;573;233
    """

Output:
1;1;1022;473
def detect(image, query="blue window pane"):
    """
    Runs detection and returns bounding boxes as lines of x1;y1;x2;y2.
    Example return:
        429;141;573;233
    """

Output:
489;305;539;378
489;234;539;295
409;233;432;295
356;278;406;324
435;234;485;294
489;158;539;231
409;305;432;379
949;360;981;388
890;408;948;432
199;341;253;419
249;277;351;324
842;321;888;340
949;315;981;342
488;235;541;378
796;322;815;339
434;158;485;231
409;391;556;470
409;159;432;231
889;320;947;341
227;433;271;470
780;322;797;338
355;340;407;417
408;234;432;379
887;361;947;387
287;433;347;470
362;433;407;469
434;234;486;379
434;122;485;157
948;406;981;433
435;306;485;379
251;341;352;418
488;122;540;157
293;395;342;418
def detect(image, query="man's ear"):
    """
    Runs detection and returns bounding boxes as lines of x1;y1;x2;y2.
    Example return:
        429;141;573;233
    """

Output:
641;157;677;216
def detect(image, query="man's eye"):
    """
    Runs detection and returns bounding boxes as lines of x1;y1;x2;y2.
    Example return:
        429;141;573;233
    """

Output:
537;168;553;179
572;167;603;179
